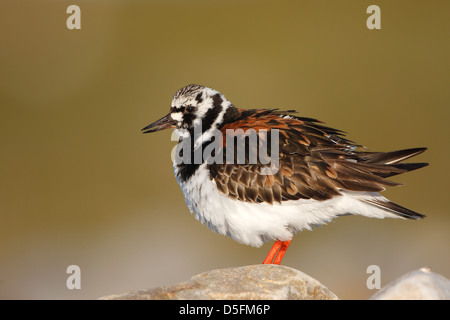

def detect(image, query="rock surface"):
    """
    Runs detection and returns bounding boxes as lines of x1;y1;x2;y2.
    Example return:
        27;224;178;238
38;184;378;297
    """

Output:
101;265;450;300
101;264;338;300
370;267;450;300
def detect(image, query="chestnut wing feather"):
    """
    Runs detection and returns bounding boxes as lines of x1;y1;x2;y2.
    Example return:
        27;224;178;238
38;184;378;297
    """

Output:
207;109;426;204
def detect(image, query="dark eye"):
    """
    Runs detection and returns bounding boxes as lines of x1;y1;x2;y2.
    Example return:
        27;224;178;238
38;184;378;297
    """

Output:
186;106;195;113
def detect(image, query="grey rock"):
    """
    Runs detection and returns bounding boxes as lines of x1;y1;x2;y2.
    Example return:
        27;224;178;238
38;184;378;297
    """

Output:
101;264;338;300
370;267;450;300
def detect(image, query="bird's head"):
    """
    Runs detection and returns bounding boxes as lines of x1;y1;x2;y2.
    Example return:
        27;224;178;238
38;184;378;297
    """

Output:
142;84;232;135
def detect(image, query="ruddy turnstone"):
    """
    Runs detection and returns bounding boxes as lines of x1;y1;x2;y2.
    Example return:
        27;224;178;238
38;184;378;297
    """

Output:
142;84;428;265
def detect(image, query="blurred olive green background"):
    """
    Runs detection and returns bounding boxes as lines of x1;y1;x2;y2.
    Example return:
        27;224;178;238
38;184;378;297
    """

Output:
1;0;449;299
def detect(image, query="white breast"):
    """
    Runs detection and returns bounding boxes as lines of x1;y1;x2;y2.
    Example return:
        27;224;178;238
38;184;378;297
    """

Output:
174;164;400;247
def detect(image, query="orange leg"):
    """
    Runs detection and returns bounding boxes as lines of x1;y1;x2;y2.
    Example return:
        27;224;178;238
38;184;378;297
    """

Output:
262;239;292;265
273;240;292;265
262;240;282;264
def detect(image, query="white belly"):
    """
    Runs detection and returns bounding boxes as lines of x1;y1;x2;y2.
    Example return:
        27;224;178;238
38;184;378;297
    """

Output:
175;164;399;247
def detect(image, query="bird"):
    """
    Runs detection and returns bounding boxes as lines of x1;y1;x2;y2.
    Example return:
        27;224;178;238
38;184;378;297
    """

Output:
141;84;428;265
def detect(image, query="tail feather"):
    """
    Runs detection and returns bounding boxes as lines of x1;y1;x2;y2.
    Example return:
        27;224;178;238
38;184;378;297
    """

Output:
385;162;429;177
361;198;425;220
354;147;429;179
340;190;426;220
359;147;427;165
364;162;429;178
336;149;428;220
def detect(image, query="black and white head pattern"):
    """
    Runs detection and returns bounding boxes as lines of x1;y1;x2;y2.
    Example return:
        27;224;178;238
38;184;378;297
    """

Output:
170;84;233;141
